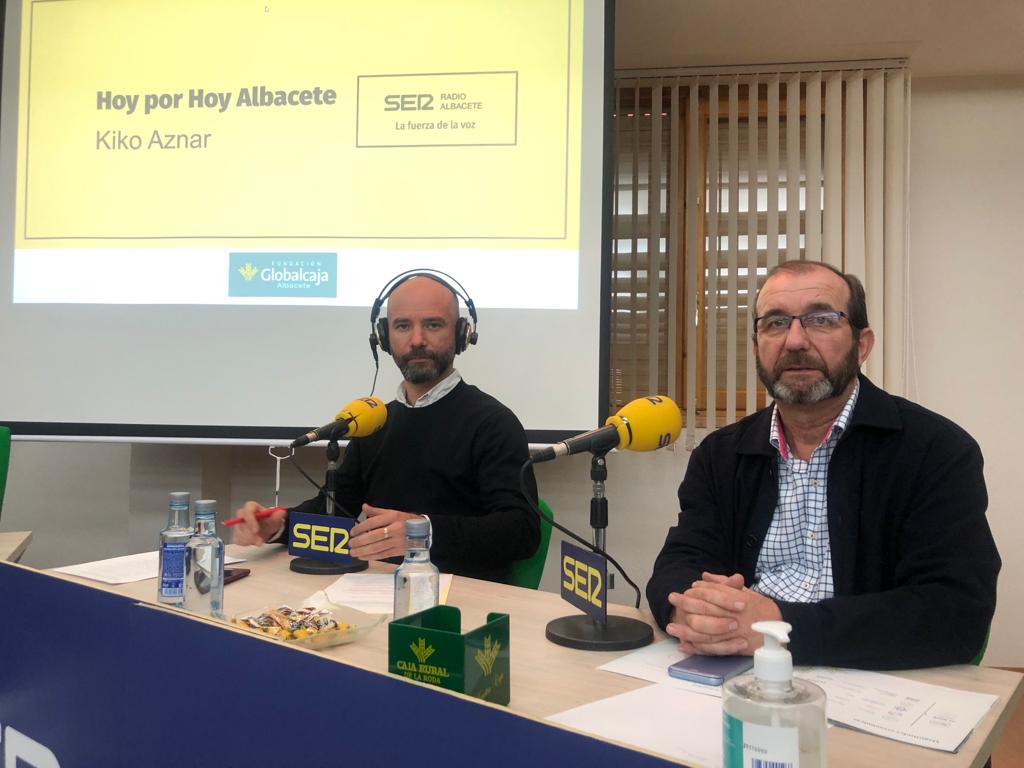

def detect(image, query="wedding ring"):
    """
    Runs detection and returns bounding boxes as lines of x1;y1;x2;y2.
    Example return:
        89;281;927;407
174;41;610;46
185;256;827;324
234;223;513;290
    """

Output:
383;526;390;540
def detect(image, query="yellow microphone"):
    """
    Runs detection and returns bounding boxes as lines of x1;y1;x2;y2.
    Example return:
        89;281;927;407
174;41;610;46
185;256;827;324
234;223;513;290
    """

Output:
290;396;388;447
333;396;388;437
530;395;682;462
604;395;683;452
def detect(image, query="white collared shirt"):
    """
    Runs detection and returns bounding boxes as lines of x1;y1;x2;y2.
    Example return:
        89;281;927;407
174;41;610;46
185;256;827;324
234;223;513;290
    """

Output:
396;369;462;408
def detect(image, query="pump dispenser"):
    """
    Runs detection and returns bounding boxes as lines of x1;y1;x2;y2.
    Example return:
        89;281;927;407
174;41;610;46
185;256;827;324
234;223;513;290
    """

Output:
722;621;827;767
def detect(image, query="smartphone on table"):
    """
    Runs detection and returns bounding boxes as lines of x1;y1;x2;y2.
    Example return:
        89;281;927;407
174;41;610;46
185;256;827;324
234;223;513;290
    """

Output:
223;567;250;586
667;654;753;686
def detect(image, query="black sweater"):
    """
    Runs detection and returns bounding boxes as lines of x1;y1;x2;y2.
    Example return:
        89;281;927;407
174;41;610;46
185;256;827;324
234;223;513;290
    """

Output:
646;375;1000;670
292;381;539;584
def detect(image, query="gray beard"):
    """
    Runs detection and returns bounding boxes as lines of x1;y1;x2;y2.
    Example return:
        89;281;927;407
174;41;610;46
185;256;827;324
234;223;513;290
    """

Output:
397;348;453;385
757;342;860;405
770;376;837;405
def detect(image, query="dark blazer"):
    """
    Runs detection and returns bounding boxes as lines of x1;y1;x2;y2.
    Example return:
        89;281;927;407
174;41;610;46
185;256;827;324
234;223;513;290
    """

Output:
646;375;1000;669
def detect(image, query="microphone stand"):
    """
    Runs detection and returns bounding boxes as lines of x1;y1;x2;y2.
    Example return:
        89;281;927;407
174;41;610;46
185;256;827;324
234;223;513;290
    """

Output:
289;436;368;575
545;450;653;651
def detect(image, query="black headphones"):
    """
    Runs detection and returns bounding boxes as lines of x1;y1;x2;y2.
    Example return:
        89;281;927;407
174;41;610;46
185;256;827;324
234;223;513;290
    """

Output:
368;269;479;359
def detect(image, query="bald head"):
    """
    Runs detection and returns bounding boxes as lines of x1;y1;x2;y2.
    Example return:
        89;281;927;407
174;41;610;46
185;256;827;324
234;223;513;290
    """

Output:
387;276;459;325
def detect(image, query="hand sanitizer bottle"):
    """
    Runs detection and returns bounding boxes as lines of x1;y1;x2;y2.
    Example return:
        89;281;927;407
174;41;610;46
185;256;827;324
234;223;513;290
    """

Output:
722;621;827;768
393;518;439;619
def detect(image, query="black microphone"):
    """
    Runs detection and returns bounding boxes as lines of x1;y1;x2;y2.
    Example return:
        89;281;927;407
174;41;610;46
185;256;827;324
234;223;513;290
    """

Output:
290;417;352;448
530;424;620;463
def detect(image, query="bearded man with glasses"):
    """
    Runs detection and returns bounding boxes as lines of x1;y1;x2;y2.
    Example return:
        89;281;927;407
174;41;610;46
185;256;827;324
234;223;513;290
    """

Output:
647;260;1000;670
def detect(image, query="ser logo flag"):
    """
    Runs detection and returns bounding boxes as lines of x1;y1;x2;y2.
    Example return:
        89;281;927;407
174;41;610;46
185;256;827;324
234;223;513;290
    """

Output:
559;541;608;625
288;511;357;563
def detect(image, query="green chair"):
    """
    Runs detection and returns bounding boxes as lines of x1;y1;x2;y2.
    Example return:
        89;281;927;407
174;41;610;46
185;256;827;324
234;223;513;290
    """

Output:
509;498;554;589
971;626;990;666
0;426;10;514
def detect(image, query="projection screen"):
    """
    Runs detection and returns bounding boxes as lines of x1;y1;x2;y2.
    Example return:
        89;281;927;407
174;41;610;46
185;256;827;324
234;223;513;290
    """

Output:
0;0;611;440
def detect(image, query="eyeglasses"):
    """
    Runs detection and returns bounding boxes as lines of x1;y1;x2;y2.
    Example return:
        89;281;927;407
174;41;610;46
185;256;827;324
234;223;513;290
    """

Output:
754;310;849;337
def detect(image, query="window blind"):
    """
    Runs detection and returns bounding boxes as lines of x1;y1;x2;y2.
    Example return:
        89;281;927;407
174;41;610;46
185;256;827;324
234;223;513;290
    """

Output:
611;62;910;447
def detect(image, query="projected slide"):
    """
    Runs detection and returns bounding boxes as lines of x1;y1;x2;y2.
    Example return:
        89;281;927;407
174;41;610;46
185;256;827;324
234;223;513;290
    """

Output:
14;0;583;306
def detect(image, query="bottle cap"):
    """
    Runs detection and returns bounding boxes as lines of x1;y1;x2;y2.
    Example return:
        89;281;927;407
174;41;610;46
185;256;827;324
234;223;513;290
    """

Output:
405;518;430;537
751;620;793;683
169;491;190;505
194;499;217;519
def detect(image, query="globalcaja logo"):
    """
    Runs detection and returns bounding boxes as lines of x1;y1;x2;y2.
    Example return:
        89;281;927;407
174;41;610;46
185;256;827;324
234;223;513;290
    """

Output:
410;638;436;664
228;252;337;298
474;635;501;676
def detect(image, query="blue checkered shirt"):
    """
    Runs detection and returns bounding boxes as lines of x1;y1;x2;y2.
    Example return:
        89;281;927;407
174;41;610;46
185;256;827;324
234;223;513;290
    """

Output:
752;381;860;603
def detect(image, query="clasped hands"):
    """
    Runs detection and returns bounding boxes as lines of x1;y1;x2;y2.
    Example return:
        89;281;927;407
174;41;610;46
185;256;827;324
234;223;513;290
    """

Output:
666;572;782;656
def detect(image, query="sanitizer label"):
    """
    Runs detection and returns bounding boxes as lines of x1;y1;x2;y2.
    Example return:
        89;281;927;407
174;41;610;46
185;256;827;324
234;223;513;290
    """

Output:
723;713;799;768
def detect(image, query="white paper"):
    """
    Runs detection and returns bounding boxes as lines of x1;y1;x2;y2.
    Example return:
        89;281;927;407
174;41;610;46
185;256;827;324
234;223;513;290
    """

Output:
800;666;997;752
548;683;723;768
321;572;454;614
599;638;724;697
54;550;245;584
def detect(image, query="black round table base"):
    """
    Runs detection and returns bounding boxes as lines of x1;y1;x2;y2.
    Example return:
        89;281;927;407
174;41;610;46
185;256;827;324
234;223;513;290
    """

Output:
545;614;653;651
288;557;368;575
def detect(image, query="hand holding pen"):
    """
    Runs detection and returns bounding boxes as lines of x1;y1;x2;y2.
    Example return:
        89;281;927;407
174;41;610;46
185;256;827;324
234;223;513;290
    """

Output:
226;503;288;546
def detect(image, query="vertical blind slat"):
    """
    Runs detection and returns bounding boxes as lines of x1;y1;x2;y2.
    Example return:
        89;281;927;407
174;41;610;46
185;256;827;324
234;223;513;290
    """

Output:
884;70;908;396
805;72;823;262
766;75;780;271
823;71;843;267
629;83;641;399
705;78;720;430
684;79;699;447
611;84;622;401
845;71;866;279
864;70;886;384
785;73;801;261
667;80;680;403
726;77;739;425
649;85;664;394
745;74;759;416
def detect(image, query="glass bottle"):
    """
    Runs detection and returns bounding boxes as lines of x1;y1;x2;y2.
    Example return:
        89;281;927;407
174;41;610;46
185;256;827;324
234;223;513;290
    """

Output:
393;518;439;619
183;499;225;618
157;491;191;607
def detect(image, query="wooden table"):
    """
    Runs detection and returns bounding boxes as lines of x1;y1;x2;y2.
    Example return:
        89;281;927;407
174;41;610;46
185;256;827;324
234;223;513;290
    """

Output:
68;544;1023;767
0;530;32;562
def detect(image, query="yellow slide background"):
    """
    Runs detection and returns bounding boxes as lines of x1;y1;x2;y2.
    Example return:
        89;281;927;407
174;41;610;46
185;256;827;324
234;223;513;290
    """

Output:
16;0;582;247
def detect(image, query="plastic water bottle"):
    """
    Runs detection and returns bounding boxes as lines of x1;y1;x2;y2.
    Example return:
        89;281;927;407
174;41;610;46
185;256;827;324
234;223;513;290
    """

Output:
393;518;439;618
183;499;225;618
157;491;192;607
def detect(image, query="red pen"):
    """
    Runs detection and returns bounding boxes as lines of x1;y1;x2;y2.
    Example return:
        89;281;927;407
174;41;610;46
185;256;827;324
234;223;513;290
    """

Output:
222;506;286;526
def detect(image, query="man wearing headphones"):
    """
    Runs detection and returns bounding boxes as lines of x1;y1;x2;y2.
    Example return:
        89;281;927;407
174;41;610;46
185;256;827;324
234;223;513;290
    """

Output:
232;271;540;584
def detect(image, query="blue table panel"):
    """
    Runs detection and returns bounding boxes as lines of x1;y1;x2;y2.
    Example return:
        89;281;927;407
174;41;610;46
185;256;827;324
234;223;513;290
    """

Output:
0;563;683;767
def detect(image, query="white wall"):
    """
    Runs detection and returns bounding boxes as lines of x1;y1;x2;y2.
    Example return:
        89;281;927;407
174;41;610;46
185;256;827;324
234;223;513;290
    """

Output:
908;74;1024;667
3;76;1021;666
